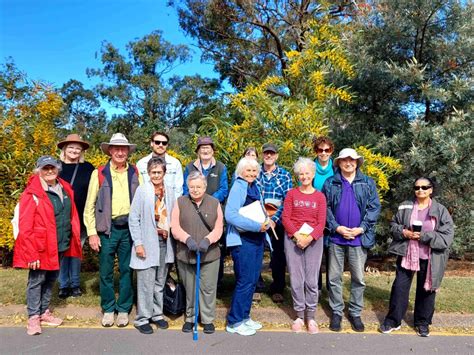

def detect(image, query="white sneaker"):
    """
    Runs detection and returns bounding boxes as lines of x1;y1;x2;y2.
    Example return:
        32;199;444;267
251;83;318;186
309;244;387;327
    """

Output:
101;312;115;327
116;312;129;327
226;323;256;336
244;318;263;330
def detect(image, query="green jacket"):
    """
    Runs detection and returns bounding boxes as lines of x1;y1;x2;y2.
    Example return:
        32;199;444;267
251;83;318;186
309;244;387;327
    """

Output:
389;199;454;289
46;189;72;253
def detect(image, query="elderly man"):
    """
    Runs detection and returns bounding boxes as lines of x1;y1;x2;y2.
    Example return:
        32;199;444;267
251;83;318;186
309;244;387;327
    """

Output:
84;133;139;328
183;137;228;288
257;143;292;303
136;131;183;200
183;136;228;203
322;148;381;333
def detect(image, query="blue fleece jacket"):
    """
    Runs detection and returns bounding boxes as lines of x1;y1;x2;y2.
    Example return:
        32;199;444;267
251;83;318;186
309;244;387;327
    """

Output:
225;178;271;249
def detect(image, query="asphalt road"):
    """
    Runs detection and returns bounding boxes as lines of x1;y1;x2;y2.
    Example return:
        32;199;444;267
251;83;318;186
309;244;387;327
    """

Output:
0;328;472;354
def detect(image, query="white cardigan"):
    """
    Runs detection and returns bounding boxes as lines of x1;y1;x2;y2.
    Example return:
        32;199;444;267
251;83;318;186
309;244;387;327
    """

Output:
128;181;176;269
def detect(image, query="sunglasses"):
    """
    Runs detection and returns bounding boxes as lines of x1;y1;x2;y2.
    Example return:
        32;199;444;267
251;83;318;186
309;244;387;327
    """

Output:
153;140;168;146
317;148;332;154
414;185;432;191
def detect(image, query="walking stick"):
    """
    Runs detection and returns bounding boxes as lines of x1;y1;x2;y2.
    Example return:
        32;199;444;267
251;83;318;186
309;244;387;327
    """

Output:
193;251;201;341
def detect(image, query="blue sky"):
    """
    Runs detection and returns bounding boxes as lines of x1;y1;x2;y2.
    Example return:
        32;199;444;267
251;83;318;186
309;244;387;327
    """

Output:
0;0;218;89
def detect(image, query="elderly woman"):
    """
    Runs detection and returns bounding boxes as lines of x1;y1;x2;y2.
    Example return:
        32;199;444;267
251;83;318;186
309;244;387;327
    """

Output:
282;158;327;334
129;157;176;334
171;171;223;334
13;156;82;335
380;177;454;337
225;157;270;336
57;134;94;299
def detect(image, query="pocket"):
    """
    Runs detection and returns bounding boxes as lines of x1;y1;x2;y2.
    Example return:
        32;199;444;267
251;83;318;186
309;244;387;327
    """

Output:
34;227;47;251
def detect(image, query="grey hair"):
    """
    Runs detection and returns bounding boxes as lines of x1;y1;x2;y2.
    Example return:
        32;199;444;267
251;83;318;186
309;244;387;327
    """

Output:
235;157;261;178
186;171;208;188
33;166;62;175
293;157;316;175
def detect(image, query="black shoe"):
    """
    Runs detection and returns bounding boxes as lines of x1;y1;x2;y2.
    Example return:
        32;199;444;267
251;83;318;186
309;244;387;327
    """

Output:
379;323;401;334
416;325;430;337
134;323;154;334
329;313;342;332
182;321;194;333
150;319;169;329
58;288;70;299
70;287;82;297
203;323;215;334
348;315;365;332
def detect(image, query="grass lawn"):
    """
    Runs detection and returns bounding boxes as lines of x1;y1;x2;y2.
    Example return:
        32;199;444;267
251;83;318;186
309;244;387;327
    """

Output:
1;268;472;314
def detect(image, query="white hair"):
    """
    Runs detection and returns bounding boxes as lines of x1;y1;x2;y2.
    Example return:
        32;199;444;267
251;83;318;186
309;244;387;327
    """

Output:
186;171;208;187
293;157;316;175
235;157;261;178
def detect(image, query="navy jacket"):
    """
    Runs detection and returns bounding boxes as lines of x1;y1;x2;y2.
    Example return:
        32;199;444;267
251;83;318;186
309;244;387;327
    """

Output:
322;169;381;249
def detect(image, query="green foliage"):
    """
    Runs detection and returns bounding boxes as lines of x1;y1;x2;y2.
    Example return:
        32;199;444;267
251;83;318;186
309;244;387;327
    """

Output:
332;0;473;146
173;0;328;89
379;109;474;257
60;79;109;147
87;30;222;144
0;60;63;252
197;19;400;201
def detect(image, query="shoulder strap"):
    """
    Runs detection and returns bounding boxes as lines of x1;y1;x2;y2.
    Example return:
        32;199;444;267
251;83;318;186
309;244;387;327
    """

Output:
188;196;212;232
70;163;80;186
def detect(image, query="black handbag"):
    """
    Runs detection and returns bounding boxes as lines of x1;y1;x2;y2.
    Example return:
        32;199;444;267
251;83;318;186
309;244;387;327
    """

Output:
163;274;186;316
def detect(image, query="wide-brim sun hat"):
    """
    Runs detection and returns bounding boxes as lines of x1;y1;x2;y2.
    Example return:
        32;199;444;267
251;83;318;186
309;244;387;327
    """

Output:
100;133;136;156
57;133;90;150
334;148;364;167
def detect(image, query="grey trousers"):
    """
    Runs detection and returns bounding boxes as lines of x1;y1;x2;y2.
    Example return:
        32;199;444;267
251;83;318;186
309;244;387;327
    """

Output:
177;258;219;324
27;269;60;317
134;241;168;326
284;235;324;320
328;243;367;317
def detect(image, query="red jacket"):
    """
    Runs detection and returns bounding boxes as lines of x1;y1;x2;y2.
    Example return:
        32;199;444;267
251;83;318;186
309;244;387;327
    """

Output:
13;175;82;270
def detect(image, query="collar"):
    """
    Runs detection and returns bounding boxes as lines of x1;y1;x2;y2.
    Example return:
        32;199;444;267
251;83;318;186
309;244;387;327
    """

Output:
110;161;129;172
39;176;62;191
261;163;279;177
193;157;216;172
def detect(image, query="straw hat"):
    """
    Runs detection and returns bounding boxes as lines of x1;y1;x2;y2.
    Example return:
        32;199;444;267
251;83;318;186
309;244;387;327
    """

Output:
100;133;136;156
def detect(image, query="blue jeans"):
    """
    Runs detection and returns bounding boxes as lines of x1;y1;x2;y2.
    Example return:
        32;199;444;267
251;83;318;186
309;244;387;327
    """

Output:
227;237;264;326
58;256;81;289
58;231;86;289
328;243;367;317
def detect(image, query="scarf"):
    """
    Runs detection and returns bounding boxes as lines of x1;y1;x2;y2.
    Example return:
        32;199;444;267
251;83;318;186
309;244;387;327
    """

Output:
313;158;334;191
401;199;436;291
154;186;169;233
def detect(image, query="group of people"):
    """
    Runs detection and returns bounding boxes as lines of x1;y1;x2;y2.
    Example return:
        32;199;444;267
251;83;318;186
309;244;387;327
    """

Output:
13;131;454;339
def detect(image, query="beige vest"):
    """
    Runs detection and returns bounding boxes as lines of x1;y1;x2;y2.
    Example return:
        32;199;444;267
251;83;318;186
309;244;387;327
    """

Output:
176;194;220;264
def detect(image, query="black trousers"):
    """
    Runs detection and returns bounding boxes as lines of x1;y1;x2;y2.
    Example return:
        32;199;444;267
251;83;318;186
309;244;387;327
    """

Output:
269;223;286;294
384;257;436;327
318;245;330;292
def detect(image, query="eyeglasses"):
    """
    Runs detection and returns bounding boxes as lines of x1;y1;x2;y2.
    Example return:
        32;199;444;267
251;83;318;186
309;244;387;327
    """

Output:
153;140;168;146
149;171;164;176
317;148;332;154
414;185;432;191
